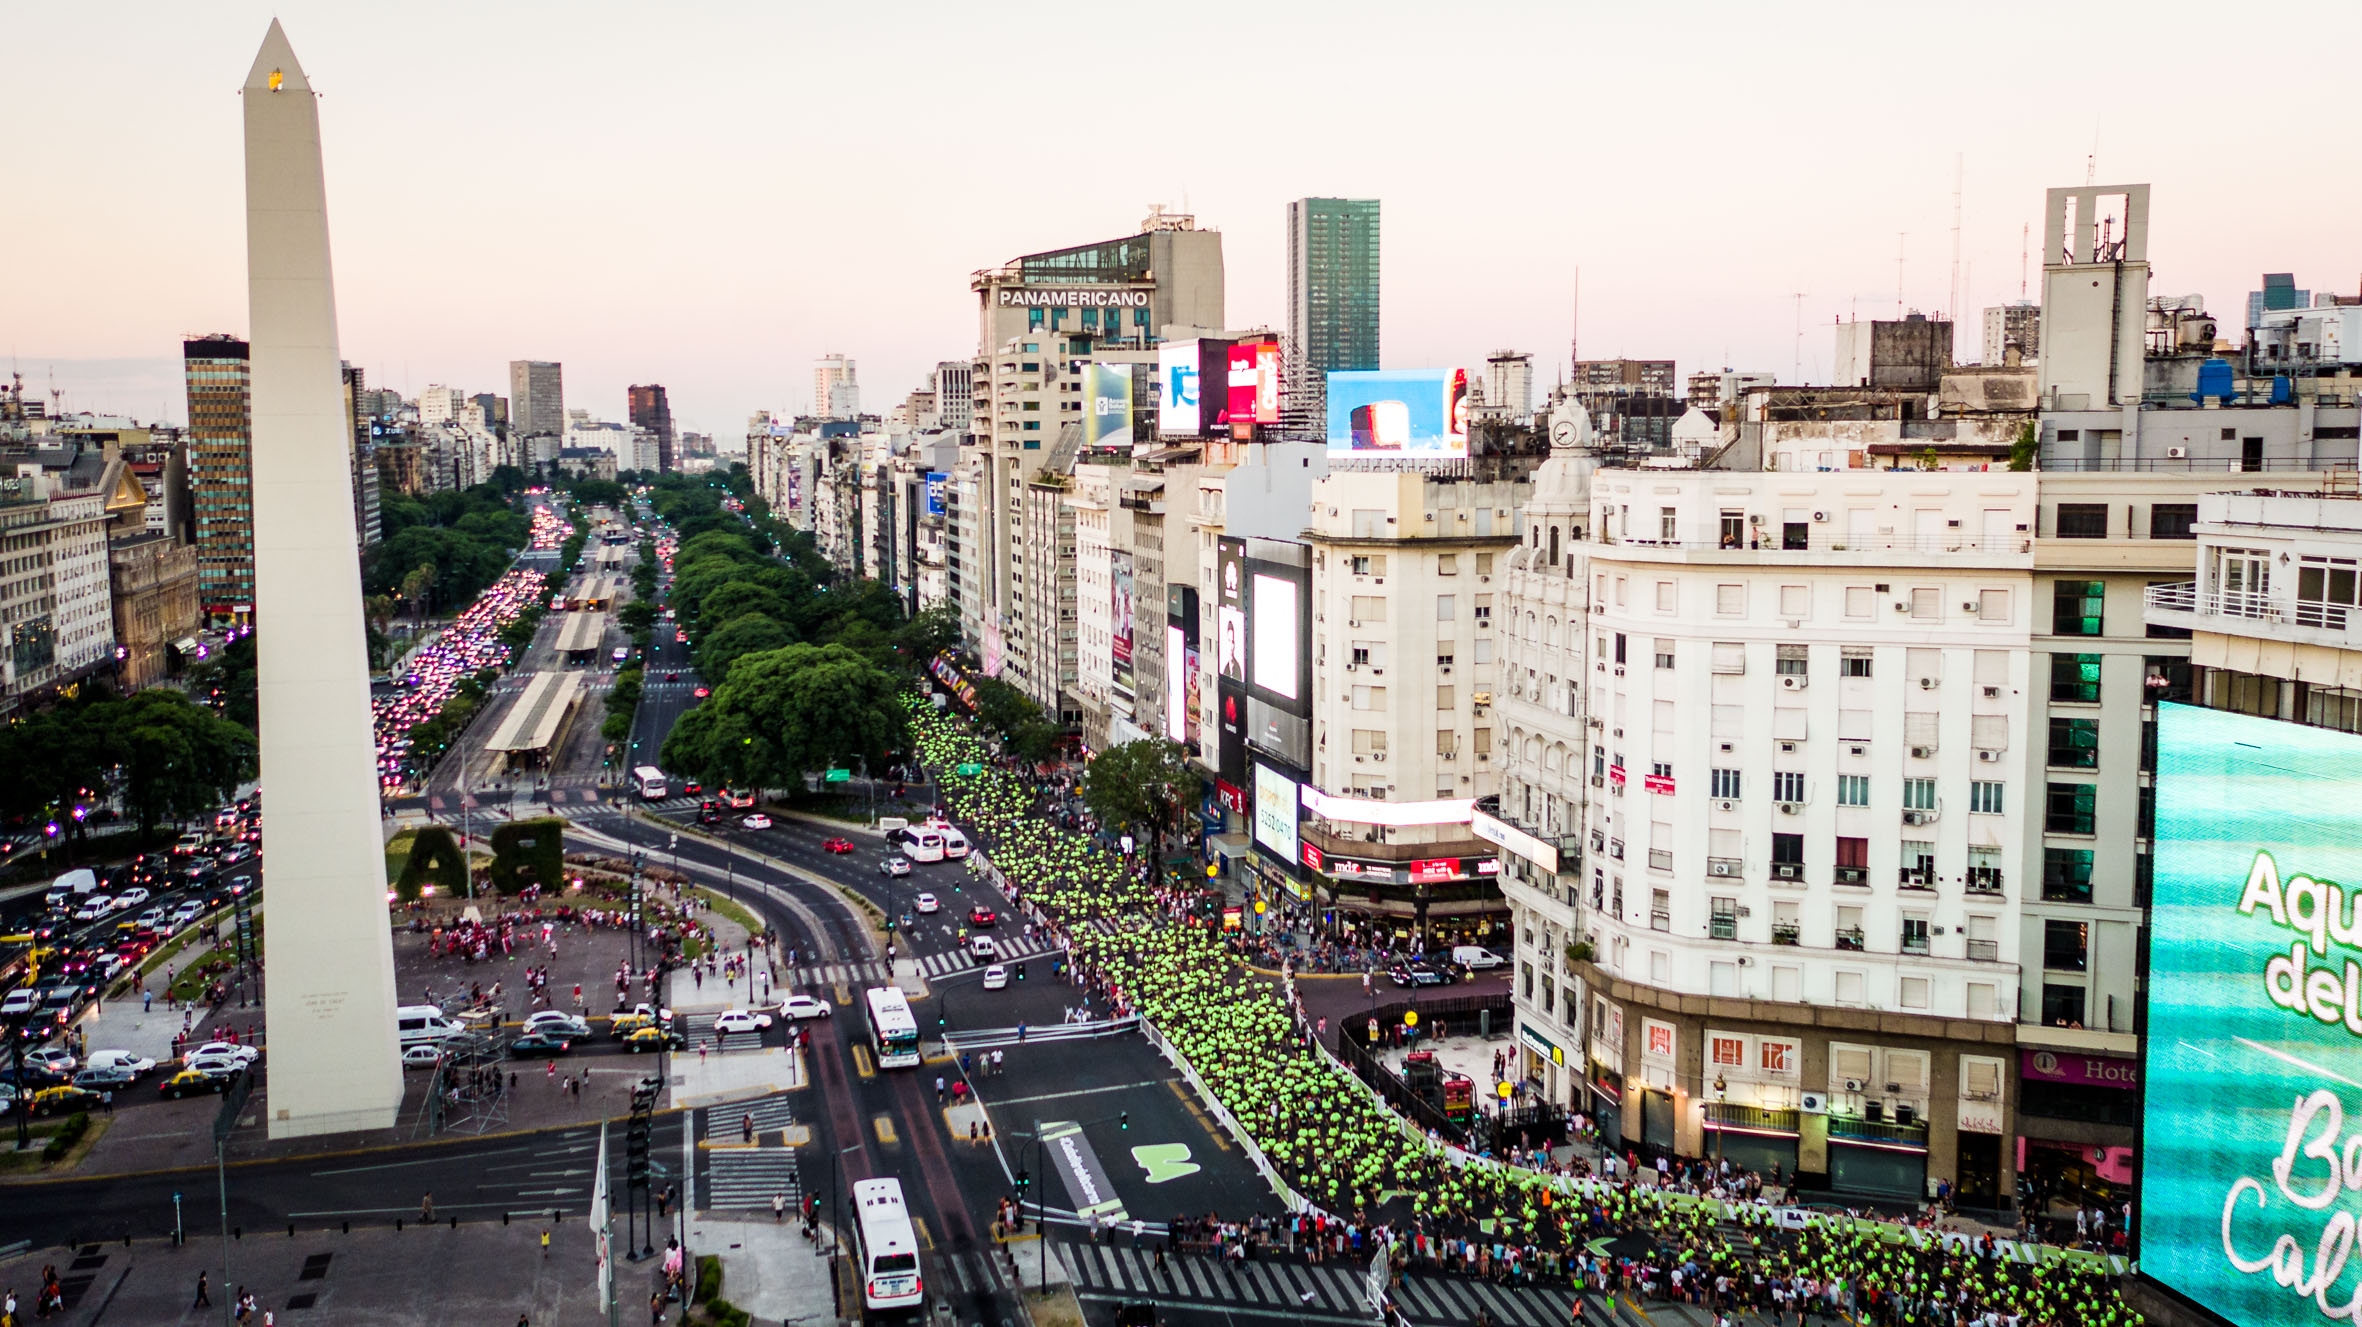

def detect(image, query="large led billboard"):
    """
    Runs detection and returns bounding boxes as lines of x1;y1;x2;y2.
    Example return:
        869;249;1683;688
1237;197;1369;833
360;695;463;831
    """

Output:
1226;340;1280;426
1081;364;1134;449
2143;702;2362;1326
1249;573;1300;702
922;471;946;517
1326;369;1471;457
1157;343;1200;436
1110;551;1136;696
1252;763;1299;865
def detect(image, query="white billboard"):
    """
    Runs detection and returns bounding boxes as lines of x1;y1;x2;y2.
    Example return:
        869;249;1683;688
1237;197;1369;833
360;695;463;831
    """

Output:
1249;573;1299;702
1157;341;1201;436
1253;763;1299;864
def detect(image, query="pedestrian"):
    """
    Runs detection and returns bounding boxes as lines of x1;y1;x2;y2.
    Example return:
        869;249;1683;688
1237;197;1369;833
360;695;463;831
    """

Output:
194;1272;211;1308
772;1193;786;1223
650;1289;665;1325
541;1229;551;1257
741;1113;754;1144
420;1192;434;1222
935;1074;946;1103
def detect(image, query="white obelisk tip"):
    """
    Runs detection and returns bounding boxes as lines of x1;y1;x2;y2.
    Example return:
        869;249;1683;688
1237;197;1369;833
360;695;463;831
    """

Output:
244;19;309;94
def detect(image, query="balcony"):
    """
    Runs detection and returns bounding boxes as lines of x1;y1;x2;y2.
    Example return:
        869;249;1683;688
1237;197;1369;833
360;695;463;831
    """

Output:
1833;866;1869;886
1710;914;1739;941
1705;1102;1801;1135
1770;923;1801;946
1966;939;2000;962
1649;910;1671;932
2146;579;2362;650
1706;856;1744;879
1834;927;1867;952
1966;867;2006;896
1897;867;1934;891
1590;527;2033;566
1648;849;1674;872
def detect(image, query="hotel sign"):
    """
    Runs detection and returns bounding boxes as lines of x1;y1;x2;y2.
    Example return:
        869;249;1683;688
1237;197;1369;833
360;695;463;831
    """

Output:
995;287;1152;309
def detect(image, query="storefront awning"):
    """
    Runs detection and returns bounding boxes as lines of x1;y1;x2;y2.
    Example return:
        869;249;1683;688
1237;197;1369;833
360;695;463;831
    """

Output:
1210;833;1252;861
171;636;201;654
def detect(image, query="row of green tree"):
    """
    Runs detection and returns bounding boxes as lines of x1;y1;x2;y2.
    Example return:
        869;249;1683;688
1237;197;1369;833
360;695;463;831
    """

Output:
0;690;257;839
643;472;945;791
365;481;534;621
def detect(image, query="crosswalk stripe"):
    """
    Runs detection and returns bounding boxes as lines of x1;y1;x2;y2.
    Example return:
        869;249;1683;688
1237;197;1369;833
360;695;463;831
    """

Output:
1055;1245;1083;1286
1318;1267;1362;1314
1430;1278;1482;1319
1397;1277;1446;1318
1099;1245;1130;1291
1188;1258;1220;1299
1242;1261;1279;1302
948;1255;971;1294
1479;1281;1538;1326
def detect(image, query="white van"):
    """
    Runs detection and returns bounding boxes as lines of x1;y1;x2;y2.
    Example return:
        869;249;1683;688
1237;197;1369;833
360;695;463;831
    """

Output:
891;827;946;863
395;1005;465;1049
43;868;99;911
1450;945;1507;971
936;825;970;860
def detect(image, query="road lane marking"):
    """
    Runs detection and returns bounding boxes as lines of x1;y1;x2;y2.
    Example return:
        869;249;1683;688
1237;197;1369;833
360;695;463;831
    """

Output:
980;1079;1170;1109
874;1114;898;1145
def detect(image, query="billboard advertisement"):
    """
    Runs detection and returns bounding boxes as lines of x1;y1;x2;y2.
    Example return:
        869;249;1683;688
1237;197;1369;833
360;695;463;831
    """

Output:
1082;364;1134;450
1252;763;1299;865
1215;537;1248;789
1165;585;1199;750
1326;369;1471;457
1249;573;1300;702
1225;340;1281;426
1110;551;1136;696
1157;343;1200;436
922;471;946;517
2142;702;2362;1326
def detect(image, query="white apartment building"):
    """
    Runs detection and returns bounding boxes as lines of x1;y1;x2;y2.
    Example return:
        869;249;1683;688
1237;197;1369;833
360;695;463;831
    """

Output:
814;354;858;420
0;480;116;714
1068;466;1117;745
417;385;469;425
1296;468;1522;945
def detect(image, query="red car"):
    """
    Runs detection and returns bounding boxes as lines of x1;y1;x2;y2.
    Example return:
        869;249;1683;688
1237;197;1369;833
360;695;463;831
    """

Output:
693;686;709;698
968;906;998;928
822;838;855;854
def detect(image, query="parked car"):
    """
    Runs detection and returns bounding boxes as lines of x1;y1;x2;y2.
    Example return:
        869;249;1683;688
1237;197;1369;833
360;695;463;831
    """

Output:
774;994;832;1021
185;1041;261;1067
400;1045;446;1070
72;1066;137;1091
159;1069;229;1099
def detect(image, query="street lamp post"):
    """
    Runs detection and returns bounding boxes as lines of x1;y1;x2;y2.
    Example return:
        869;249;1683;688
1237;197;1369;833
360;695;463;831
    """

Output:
1711;1073;1728;1172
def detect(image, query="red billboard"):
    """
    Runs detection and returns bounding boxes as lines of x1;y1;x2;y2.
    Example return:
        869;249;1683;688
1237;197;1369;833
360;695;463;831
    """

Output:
1225;339;1280;426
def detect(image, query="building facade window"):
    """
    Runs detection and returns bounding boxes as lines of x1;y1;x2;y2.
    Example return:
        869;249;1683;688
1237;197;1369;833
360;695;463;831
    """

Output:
2050;652;2102;703
2053;580;2105;636
2047;717;2099;768
1772;771;1805;803
2043;919;2090;972
2045;781;2097;835
2043;847;2095;902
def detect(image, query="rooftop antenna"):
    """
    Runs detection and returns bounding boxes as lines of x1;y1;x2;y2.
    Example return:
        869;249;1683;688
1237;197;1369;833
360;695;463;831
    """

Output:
1896;233;1907;316
1947;153;1963;323
2020;222;2030;300
1791;292;1807;383
1570;266;1581;372
2087;120;2099;184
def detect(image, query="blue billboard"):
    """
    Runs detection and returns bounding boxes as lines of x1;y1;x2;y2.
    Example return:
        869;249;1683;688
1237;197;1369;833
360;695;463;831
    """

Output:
2145;702;2362;1326
1325;369;1470;458
923;471;946;517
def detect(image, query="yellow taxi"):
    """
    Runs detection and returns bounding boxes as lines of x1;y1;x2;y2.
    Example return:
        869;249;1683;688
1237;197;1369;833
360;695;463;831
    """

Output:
158;1069;228;1100
29;1085;101;1116
622;1025;682;1053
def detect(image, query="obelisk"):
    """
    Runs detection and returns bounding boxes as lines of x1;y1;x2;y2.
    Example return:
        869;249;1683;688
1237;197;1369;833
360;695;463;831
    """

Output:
245;20;403;1137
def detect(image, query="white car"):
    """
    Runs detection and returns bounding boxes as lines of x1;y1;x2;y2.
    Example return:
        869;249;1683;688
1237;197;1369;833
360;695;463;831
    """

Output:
774;994;833;1021
982;964;1009;991
0;990;35;1017
114;886;152;909
183;1054;247;1079
879;857;912;878
711;1009;773;1036
135;907;168;930
912;892;940;914
969;935;999;961
740;814;772;831
23;1047;76;1076
72;896;115;921
400;1044;445;1069
187;1041;261;1067
523;1011;592;1038
170;902;204;928
84;1050;156;1077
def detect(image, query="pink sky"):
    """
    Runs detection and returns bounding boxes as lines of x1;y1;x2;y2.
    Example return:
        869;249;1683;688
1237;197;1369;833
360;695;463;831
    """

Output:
14;1;2360;438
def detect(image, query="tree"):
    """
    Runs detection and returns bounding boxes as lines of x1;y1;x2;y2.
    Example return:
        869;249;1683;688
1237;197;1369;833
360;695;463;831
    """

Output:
2008;420;2038;472
103;690;259;833
1079;739;1194;866
189;631;259;731
892;605;962;663
399;562;437;622
617;600;658;636
695;612;796;688
661;644;902;790
969;677;1042;741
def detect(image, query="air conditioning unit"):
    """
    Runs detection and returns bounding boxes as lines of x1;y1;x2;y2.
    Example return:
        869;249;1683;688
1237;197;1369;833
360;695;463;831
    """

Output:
1894;602;1910;612
1736;955;1753;966
1750;513;1765;524
2166;446;2189;459
1779;675;1807;691
1718;742;1734;753
1848;745;1867;757
1588;717;1604;729
1799;1092;1828;1114
1440;665;1451;674
1919;678;1936;689
1842;1078;1864;1094
1962;602;1979;613
1903;810;1932;825
1910;745;1933;759
1373;752;1387;762
1344;663;1357;672
1709;860;1737;876
1348;619;1361;628
1977;748;2001;762
1779;741;1797;753
1613;666;1626;676
1715;799;1737;813
1812;511;1830;522
1778;802;1803;816
1354;755;1364;763
1982;686;2001;699
1612;727;1624;738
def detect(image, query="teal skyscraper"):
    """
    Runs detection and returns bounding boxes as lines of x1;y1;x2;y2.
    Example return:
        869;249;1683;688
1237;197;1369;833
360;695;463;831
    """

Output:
1286;197;1381;420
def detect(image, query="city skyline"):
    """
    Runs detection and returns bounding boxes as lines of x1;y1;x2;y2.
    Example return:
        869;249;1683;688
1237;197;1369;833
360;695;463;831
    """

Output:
15;1;2362;438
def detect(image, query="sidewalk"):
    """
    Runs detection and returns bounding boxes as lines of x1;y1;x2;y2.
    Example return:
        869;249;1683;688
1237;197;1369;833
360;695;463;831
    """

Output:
683;1215;840;1324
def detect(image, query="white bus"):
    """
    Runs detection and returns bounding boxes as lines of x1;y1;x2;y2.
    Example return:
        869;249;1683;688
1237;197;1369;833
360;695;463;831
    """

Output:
862;986;921;1069
851;1177;923;1311
889;827;946;863
632;766;669;800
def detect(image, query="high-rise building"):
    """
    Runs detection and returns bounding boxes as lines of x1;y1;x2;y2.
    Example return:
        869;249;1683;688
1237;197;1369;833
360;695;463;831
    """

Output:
1483;350;1534;421
470;393;508;431
185;334;255;622
815;355;858;420
341;363;379;547
508;360;563;438
1981;303;2041;366
1286;197;1381;422
627;383;675;473
933;361;973;433
2245;272;2310;339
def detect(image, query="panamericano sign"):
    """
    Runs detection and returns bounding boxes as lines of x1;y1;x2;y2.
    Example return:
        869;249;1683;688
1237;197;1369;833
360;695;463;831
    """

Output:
995;287;1152;309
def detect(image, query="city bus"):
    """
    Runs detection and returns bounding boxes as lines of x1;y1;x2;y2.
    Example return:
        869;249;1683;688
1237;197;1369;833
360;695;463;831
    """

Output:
889;826;946;863
850;1177;923;1312
632;766;669;800
862;986;921;1069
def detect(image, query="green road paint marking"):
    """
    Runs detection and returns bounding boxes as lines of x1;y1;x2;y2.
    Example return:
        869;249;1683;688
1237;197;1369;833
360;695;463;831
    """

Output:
1131;1143;1199;1184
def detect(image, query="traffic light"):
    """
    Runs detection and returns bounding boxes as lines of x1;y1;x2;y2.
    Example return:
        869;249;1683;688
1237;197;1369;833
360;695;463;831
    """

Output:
1014;1168;1029;1192
1119;1111;1129;1131
884;916;895;932
1015;962;1026;982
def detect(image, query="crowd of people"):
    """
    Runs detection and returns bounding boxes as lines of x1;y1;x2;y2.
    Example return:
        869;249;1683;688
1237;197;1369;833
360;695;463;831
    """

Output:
907;697;2140;1327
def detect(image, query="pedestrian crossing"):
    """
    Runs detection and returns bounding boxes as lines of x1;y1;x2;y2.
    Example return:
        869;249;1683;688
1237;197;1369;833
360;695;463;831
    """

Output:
780;936;1062;990
703;1147;801;1212
1056;1242;1599;1327
675;1012;763;1053
934;1248;1010;1299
